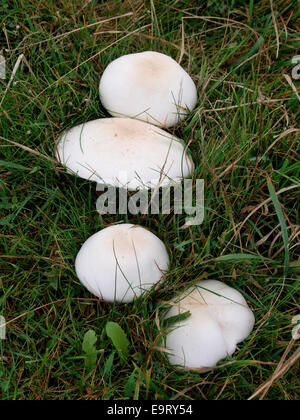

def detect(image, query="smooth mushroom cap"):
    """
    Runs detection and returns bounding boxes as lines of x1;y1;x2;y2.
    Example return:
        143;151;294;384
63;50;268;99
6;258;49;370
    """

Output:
164;280;255;369
56;117;194;191
75;224;170;303
99;51;198;128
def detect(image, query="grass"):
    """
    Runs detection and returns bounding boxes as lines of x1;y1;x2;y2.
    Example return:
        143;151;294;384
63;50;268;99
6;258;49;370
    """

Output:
0;0;299;400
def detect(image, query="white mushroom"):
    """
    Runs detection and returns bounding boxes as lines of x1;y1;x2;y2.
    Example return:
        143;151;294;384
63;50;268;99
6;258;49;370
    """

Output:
75;224;170;303
164;280;255;369
56;117;194;190
99;51;198;128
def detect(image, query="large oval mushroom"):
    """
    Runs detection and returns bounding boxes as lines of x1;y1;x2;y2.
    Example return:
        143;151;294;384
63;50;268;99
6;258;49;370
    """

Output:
75;224;170;303
56;117;194;190
164;280;255;369
99;51;198;128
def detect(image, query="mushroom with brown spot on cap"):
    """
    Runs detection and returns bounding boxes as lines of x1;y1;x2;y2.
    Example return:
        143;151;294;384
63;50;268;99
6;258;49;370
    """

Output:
55;117;194;191
99;51;198;128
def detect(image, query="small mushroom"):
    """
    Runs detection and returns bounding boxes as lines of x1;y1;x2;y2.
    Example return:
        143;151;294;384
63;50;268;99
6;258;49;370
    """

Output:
164;280;255;369
99;51;198;128
75;224;170;303
56;117;194;190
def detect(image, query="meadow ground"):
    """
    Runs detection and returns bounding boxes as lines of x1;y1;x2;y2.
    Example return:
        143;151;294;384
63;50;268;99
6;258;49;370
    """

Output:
0;0;299;400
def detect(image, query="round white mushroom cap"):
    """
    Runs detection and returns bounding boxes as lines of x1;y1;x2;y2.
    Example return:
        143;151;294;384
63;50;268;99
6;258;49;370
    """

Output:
99;51;198;128
164;280;255;369
56;118;194;191
75;224;170;303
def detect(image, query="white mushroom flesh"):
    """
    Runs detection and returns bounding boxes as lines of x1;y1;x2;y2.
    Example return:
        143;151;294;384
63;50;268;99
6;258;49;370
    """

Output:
75;224;170;303
165;280;255;369
56;117;194;190
99;51;198;128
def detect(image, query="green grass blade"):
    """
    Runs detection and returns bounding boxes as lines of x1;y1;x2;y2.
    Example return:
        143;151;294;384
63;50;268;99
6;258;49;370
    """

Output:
267;177;290;278
215;254;270;263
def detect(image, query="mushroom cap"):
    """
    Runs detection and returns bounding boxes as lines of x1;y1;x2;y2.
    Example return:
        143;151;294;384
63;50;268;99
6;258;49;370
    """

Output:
99;51;198;128
56;117;194;191
75;224;170;303
164;280;255;369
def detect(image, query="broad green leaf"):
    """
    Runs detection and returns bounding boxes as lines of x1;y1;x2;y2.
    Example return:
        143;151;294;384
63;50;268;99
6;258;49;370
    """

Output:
106;322;130;362
103;352;115;379
123;368;137;398
82;329;98;371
